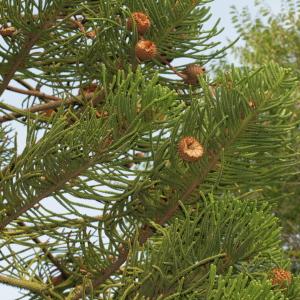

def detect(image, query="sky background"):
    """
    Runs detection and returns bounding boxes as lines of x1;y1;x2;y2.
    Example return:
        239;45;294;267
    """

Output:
1;0;282;298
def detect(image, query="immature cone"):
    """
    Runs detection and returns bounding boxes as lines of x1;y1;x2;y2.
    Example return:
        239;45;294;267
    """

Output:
135;40;157;61
124;162;134;169
95;110;109;119
135;152;145;159
178;136;204;162
82;83;98;98
51;274;64;286
86;30;96;39
182;64;205;85
43;109;55;118
127;12;151;34
271;268;292;288
0;26;16;37
69;19;83;30
248;99;256;109
81;83;105;106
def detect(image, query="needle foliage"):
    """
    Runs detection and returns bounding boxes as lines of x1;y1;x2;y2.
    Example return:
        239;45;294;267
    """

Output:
0;1;300;299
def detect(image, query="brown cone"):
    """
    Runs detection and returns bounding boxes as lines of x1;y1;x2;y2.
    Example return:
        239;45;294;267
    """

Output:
0;26;16;37
51;274;64;286
43;109;55;118
135;40;157;61
182;64;205;85
82;83;98;98
86;30;96;39
178;136;204;162
271;268;292;288
127;12;151;34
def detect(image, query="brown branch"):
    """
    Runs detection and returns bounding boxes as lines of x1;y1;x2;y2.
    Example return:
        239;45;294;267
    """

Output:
7;85;61;102
159;56;186;79
0;98;75;123
17;221;70;279
14;78;35;90
0;85;105;123
0;5;62;97
0;34;40;97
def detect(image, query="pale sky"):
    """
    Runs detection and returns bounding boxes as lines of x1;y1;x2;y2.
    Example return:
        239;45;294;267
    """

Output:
0;0;282;298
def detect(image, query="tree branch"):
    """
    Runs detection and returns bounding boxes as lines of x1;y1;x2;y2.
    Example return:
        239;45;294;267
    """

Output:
66;103;260;299
3;215;105;236
0;34;41;97
17;221;70;279
0;274;46;295
0;137;113;230
66;153;220;300
7;85;61;102
0;87;105;123
0;5;62;97
14;78;35;91
66;247;130;300
0;273;64;299
0;98;75;123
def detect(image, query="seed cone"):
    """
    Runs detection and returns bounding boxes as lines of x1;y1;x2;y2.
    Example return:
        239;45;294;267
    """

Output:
0;26;16;37
182;64;205;85
135;40;157;61
178;136;204;162
127;12;151;34
271;268;292;288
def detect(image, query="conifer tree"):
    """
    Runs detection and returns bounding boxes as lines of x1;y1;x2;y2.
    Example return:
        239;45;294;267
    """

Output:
0;1;300;299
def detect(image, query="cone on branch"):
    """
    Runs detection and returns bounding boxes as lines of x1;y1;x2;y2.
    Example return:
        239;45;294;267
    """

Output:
270;268;292;288
95;110;109;119
182;64;206;85
0;26;16;37
42;109;56;118
248;99;257;109
80;83;105;106
127;12;151;34
178;136;204;162
69;19;84;30
85;30;96;39
135;40;158;61
81;83;98;97
50;274;65;286
0;1;299;300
